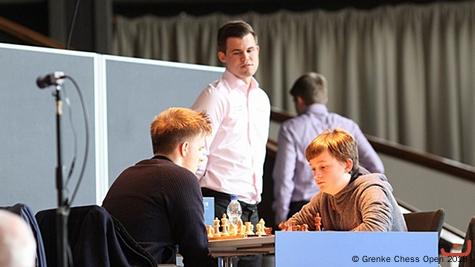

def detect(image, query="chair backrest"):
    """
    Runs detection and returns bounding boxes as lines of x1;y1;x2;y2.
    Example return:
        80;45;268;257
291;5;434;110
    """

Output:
35;205;156;267
458;216;475;267
403;209;445;236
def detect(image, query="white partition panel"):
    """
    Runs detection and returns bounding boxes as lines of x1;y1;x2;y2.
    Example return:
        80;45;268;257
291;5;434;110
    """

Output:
103;56;223;188
0;43;97;213
0;44;225;211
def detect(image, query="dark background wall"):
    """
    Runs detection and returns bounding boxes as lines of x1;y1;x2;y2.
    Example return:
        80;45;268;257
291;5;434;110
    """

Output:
0;1;48;34
112;0;458;16
0;0;467;53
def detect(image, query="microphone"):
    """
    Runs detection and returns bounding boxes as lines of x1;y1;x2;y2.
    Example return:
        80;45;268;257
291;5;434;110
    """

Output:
36;71;66;89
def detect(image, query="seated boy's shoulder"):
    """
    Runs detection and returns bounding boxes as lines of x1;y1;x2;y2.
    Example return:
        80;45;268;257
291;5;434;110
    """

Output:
356;173;389;188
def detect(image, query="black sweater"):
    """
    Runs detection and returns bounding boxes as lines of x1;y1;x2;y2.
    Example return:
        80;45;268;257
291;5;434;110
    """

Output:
103;155;212;266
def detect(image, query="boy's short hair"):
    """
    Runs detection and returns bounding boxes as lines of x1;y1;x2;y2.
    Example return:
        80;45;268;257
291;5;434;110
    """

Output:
305;128;359;172
290;72;328;105
151;107;212;154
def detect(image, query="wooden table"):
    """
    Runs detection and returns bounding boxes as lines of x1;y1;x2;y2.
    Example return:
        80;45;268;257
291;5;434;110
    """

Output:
208;235;275;267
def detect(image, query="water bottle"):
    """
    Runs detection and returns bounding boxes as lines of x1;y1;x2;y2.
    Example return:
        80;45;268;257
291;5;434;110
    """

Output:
226;194;242;226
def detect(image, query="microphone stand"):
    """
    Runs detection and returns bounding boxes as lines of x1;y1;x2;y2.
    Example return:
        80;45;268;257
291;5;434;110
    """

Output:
53;84;69;267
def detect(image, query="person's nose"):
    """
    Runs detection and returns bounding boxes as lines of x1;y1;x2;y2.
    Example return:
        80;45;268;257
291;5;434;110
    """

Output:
242;52;250;62
313;170;322;179
312;170;318;178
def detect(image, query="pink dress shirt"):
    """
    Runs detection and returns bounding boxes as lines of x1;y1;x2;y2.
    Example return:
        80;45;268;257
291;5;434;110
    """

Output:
192;70;270;204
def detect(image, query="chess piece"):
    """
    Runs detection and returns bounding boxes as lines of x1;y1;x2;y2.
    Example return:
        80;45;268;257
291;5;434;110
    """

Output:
245;222;254;235
255;223;262;236
236;218;247;236
258;218;265;225
264;227;273;235
236;218;243;231
314;212;322;231
302;224;309;231
279;221;293;231
278;221;288;231
290;221;297;231
213;217;221;237
229;222;238;236
256;221;266;236
287;221;297;231
221;214;230;235
207;225;215;238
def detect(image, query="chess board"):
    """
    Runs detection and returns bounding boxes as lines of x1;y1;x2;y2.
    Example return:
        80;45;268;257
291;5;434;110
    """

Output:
208;233;247;241
208;235;275;257
206;214;270;240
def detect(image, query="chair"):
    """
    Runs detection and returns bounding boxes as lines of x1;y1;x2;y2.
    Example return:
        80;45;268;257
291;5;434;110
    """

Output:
36;205;156;267
458;216;475;267
403;209;445;236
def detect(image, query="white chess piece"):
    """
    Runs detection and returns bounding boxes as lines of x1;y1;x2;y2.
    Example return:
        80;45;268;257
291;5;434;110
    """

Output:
257;218;268;236
221;214;230;236
213;217;221;237
207;225;215;238
245;222;254;235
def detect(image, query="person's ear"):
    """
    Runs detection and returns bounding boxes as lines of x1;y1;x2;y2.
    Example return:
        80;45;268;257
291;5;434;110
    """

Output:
345;159;354;173
218;51;226;64
179;141;190;157
296;96;305;106
294;96;306;114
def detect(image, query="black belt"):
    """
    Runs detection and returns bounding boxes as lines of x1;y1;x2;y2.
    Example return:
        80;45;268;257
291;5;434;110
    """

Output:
201;188;257;209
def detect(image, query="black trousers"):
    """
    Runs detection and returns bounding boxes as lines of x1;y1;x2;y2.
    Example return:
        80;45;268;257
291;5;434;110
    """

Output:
202;188;263;267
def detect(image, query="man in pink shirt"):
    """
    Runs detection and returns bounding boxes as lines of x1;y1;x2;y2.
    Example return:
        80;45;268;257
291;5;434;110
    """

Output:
192;20;270;267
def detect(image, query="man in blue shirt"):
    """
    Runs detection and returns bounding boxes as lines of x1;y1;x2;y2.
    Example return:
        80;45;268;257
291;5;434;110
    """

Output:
272;72;384;224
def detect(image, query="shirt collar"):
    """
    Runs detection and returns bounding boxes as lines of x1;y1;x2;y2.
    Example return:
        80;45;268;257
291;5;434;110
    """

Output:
152;154;172;162
305;103;328;115
222;70;259;92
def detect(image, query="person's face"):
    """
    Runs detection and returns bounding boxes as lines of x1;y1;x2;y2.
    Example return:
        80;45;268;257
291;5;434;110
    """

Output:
308;150;353;195
182;134;206;174
218;33;259;84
